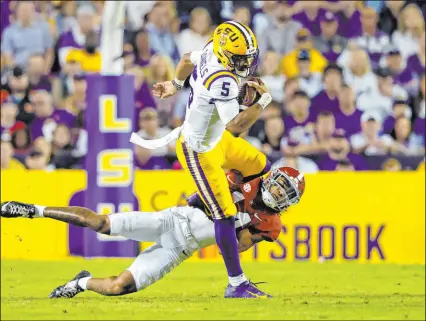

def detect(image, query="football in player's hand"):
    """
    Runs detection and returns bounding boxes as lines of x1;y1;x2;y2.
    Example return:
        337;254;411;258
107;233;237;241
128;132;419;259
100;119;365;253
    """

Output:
237;77;263;108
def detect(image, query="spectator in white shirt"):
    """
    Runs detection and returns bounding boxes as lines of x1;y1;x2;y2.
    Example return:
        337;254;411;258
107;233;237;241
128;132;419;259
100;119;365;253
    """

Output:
392;3;425;61
355;7;390;69
350;111;394;155
125;1;155;33
259;51;286;103
175;7;212;56
337;39;360;70
357;67;408;120
258;1;302;58
252;0;277;38
297;50;322;98
344;47;378;97
2;1;54;71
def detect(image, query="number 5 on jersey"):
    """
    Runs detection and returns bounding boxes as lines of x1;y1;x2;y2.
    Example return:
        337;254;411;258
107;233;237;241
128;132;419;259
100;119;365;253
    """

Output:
221;82;230;97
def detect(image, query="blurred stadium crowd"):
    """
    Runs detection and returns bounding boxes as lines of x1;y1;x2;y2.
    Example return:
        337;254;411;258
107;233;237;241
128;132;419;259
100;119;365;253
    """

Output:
1;0;425;172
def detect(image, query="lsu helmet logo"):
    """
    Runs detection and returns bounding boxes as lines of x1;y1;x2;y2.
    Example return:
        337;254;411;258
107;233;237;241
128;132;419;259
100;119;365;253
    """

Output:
219;34;227;47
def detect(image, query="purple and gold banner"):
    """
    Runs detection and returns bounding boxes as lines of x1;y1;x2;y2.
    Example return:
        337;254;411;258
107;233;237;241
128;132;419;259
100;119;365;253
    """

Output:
69;74;139;257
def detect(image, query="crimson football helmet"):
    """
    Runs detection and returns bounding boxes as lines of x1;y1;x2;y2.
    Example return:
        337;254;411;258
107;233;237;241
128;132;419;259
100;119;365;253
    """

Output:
261;167;305;211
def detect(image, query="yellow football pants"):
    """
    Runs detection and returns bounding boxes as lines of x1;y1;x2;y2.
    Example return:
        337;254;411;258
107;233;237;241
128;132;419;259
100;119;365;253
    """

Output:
176;130;269;220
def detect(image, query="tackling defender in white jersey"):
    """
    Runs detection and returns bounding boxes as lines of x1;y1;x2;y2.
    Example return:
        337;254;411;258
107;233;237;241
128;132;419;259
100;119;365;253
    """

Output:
1;167;305;298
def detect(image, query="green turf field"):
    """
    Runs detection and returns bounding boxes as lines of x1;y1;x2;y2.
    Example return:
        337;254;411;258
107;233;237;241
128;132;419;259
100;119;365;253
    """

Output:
1;260;425;320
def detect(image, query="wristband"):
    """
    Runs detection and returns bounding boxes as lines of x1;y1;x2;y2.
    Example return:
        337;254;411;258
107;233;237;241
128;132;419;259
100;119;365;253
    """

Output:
257;93;272;110
172;78;185;90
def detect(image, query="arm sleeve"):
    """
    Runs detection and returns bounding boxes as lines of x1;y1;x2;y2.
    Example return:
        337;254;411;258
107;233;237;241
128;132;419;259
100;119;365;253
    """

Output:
190;51;202;65
215;99;240;125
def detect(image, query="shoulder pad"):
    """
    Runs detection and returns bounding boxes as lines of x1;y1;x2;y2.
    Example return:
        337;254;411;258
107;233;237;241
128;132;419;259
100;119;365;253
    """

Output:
203;71;240;100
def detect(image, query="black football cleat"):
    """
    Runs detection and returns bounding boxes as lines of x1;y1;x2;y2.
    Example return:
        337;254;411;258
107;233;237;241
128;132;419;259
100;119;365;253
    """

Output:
1;201;36;218
49;270;92;299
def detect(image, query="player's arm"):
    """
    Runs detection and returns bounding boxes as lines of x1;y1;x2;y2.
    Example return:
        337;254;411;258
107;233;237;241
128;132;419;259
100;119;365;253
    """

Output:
225;82;272;134
215;81;272;134
152;51;201;99
237;212;282;252
226;169;244;192
236;229;265;253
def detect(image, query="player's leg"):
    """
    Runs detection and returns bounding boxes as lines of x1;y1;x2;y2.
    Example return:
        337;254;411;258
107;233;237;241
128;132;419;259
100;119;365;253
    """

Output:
177;136;272;298
49;243;190;298
1;201;169;242
176;137;247;287
222;131;271;182
0;202;111;233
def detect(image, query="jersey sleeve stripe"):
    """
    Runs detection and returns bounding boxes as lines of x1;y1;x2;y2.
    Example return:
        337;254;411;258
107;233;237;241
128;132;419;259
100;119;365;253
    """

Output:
203;71;239;90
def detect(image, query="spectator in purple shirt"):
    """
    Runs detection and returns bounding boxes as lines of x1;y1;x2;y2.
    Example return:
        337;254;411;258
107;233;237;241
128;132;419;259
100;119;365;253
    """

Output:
318;128;368;171
283;90;313;142
58;5;96;68
30;90;75;142
292;1;326;37
272;139;319;173
335;84;362;136
310;63;343;119
134;108;174;170
288;111;336;157
336;1;362;39
405;30;425;78
134;29;155;68
389;115;425;156
382;100;413;134
261;116;285;163
312;11;348;63
27;55;51;92
355;7;390;69
385;48;417;95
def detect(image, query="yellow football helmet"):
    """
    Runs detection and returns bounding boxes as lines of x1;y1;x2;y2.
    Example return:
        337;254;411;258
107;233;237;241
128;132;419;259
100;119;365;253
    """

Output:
212;21;259;78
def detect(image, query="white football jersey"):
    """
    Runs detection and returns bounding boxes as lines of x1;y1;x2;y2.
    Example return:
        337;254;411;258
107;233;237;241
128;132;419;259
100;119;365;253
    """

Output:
181;42;241;153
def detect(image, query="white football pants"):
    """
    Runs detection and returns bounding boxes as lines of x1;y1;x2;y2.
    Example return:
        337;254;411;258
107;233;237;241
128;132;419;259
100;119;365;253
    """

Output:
108;206;215;290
